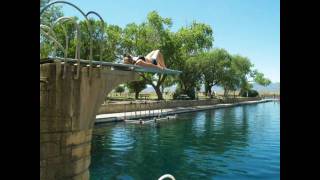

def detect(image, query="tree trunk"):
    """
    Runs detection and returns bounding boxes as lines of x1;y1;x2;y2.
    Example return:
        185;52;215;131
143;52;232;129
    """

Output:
224;88;229;97
154;86;164;100
141;73;166;100
135;92;139;99
208;86;214;98
153;75;166;100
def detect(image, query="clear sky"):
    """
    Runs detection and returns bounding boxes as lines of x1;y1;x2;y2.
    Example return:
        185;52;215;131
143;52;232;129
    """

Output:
58;0;280;82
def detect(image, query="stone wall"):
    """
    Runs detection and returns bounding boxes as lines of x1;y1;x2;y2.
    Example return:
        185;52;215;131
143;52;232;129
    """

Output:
97;97;262;114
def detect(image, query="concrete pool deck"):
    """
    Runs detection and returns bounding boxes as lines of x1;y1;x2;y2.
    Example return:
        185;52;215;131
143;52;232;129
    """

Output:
95;99;278;124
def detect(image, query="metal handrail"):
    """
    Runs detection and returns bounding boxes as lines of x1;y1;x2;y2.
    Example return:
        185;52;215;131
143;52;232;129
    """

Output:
158;174;176;180
40;1;105;66
40;25;65;56
86;11;106;66
40;1;183;77
51;16;81;78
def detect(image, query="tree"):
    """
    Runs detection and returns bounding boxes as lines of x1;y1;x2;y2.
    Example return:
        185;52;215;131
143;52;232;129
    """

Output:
126;77;147;99
176;21;213;56
40;0;64;25
41;16;123;63
161;75;177;94
239;89;259;97
173;56;203;100
104;24;123;61
114;85;125;96
175;21;214;97
220;68;240;97
40;0;64;58
193;49;232;98
219;54;272;97
230;55;252;96
252;70;272;86
40;6;274;101
121;11;183;100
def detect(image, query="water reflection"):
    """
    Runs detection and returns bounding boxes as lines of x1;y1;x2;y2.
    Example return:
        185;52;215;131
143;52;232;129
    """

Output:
90;102;280;180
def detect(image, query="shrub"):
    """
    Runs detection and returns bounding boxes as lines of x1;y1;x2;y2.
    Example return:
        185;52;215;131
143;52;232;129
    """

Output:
185;88;196;100
172;88;195;100
240;89;259;97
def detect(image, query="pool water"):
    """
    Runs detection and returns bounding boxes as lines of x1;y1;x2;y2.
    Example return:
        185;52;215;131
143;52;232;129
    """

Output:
90;101;280;180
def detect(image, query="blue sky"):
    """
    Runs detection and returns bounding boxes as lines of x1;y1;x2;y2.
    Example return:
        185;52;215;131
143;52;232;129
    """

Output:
58;0;280;82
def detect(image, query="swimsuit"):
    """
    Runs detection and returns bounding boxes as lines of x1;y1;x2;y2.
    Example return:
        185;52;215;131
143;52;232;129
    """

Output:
151;53;158;65
133;56;157;65
151;58;157;65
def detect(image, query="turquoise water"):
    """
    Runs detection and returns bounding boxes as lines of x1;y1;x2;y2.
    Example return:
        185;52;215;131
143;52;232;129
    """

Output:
90;101;280;180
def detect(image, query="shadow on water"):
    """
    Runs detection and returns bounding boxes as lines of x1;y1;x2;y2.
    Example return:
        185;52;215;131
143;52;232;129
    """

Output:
90;102;279;180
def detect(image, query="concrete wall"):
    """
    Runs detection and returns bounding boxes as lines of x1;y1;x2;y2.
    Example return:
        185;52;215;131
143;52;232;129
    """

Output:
98;97;262;114
40;62;139;180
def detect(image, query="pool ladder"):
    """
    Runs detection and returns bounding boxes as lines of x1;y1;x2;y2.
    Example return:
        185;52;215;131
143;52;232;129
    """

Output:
158;174;176;180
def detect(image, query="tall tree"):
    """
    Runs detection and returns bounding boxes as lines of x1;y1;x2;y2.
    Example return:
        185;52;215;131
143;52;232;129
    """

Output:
121;11;183;100
175;21;214;97
177;57;202;98
195;49;231;97
220;54;271;96
231;55;253;96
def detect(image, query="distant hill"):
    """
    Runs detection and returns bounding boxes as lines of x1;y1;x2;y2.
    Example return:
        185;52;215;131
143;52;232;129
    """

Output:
251;82;280;93
212;82;280;94
141;82;280;94
141;85;176;93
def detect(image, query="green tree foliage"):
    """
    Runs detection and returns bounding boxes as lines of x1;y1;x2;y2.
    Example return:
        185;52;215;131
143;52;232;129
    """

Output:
40;0;64;25
40;0;64;58
114;85;125;96
121;11;183;100
104;24;123;61
239;89;259;97
175;22;214;98
229;55;253;96
126;77;147;99
219;54;271;97
252;70;272;86
176;56;202;99
40;7;273;100
41;17;122;62
176;21;213;55
195;48;231;97
161;75;177;93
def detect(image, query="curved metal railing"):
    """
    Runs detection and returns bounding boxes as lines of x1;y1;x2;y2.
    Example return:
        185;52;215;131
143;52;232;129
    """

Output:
158;174;176;180
40;24;65;58
40;0;106;78
52;16;81;78
40;1;182;77
86;11;106;67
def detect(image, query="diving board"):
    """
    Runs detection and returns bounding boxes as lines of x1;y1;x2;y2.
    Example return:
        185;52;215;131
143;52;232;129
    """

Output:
41;57;182;75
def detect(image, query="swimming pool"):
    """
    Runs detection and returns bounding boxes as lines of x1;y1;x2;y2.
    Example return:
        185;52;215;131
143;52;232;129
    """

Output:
90;101;280;179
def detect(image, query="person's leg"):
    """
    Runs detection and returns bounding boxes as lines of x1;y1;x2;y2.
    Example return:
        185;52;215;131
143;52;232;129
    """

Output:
145;50;166;68
145;50;156;60
156;52;166;68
